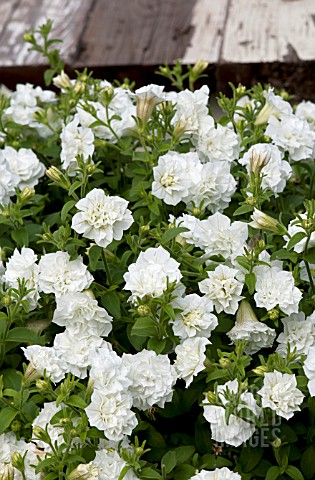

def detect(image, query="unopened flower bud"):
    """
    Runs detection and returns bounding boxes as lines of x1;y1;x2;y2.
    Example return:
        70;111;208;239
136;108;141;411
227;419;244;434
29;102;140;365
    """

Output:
52;70;71;89
11;452;24;472
192;59;209;76
24;363;41;384
83;289;95;300
192;207;201;217
23;32;33;43
249;149;271;175
86;164;97;175
73;82;86;95
20;187;35;203
134;85;166;125
10;420;21;432
36;379;50;391
245;196;257;206
219;358;231;368
302;219;312;230
67;463;99;480
137;305;151;317
1;210;10;218
205;391;217;404
2;294;11;306
236;300;258;327
175;234;187;247
86;378;95;397
250;208;288;235
0;463;15;480
252;365;269;376
236;84;247;96
140;225;150;234
33;426;51;445
271;437;282;448
101;86;115;106
255;103;278;126
46;166;71;190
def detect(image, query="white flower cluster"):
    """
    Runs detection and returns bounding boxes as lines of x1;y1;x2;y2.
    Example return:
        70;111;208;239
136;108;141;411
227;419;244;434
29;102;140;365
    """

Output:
60;116;94;172
71;188;133;247
203;379;261;447
0;146;45;204
190;468;241;480
0;431;41;479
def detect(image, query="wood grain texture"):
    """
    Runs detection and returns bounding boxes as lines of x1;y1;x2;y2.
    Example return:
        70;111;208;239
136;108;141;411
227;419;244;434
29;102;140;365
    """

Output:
181;0;229;64
221;0;315;63
76;0;197;66
0;0;94;66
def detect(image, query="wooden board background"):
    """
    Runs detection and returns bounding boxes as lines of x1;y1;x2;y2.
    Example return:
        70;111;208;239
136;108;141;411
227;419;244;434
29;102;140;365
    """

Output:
0;0;314;99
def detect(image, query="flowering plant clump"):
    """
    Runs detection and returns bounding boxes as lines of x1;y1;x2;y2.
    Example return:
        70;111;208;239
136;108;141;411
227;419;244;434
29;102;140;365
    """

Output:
1;20;315;480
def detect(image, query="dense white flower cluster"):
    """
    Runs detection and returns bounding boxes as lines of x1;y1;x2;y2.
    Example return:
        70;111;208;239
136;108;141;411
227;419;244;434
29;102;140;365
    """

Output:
258;371;304;419
193;122;240;164
304;347;315;396
171;85;212;134
203;379;261;446
174;337;210;387
276;312;315;357
0;146;45;190
38;251;93;297
123;246;183;303
254;263;302;315
60;116;95;172
199;265;244;314
0;432;41;479
92;447;139;480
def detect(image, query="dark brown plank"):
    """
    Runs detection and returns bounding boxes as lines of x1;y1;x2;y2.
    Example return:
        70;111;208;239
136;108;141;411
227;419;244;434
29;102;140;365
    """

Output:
76;0;199;66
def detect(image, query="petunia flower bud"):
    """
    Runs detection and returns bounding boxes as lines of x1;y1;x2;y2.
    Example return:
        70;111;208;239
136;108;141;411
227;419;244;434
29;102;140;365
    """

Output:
250;208;288;235
67;463;99;480
52;70;71;89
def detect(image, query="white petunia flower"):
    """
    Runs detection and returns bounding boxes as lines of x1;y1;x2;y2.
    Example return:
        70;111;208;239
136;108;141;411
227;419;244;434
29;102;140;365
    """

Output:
171;294;217;339
32;401;64;449
276;312;315;357
4;247;40;310
72;188;133;247
199;265;244;314
254;264;302;315
299;261;315;282
53;331;104;378
38;251;93;298
255;87;292;125
190;467;241;480
203;380;260;446
92;447;139;480
152;151;202;206
227;300;276;354
194;123;240;164
0;154;19;205
123;246;182;303
304;346;315;396
86;390;137;441
188;161;237;213
172;85;212;134
258;371;304;419
174;337;210;387
295;100;315;128
265;114;315;162
89;346;131;394
22;345;67;383
240;143;292;196
122;349;177;409
60;116;94;172
53;292;113;337
169;213;204;248
195;212;247;263
1;146;45;189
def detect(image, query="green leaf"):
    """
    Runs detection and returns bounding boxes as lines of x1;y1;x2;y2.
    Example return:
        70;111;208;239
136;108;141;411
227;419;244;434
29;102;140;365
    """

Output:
101;291;121;319
304;247;315;264
89;245;102;271
236;256;251;271
68;180;82;197
66;395;87;409
173;465;197;480
287;232;306;251
200;453;233;469
233;204;253;216
301;445;315;479
118;465;132;480
131;317;157;337
174;446;196;465
6;327;45;345
11;228;29;247
206;369;228;383
161;450;177;474
147;337;166;354
0;407;18;433
239;446;263;472
139;468;162;479
161;227;189;244
61;200;76;223
245;272;256;295
286;466;304;480
270;249;299;263
266;466;281;480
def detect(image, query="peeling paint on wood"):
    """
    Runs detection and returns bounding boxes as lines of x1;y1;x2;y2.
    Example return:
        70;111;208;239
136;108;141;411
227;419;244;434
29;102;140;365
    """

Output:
0;0;94;66
221;0;315;62
181;0;229;64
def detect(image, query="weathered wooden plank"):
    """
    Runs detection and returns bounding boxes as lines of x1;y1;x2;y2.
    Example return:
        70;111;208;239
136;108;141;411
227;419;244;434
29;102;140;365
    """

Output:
76;0;198;66
181;0;229;64
221;0;315;63
0;0;94;66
